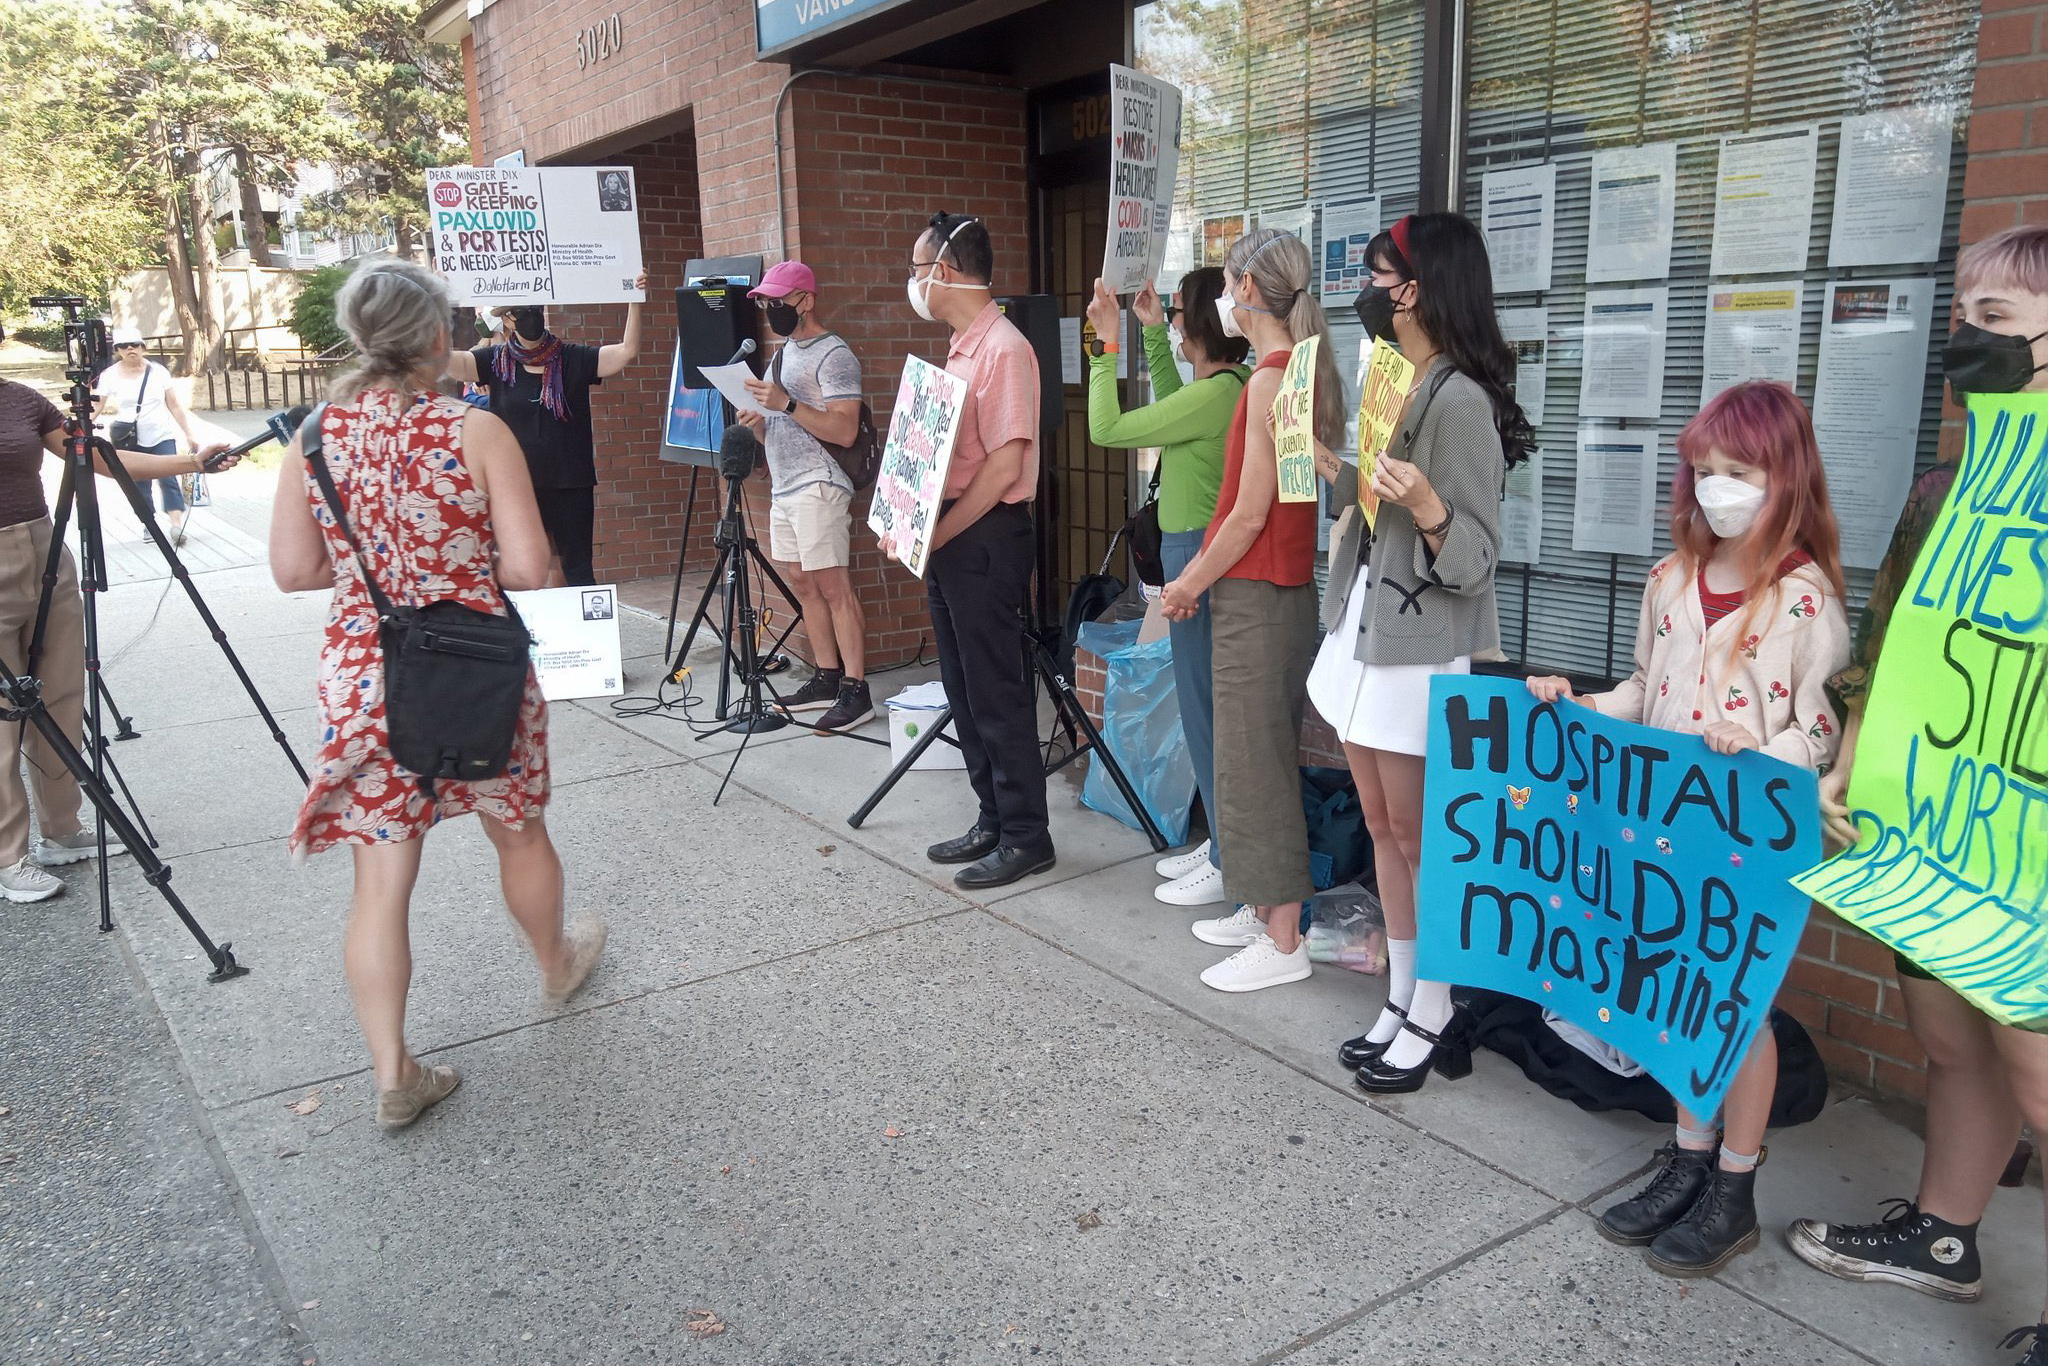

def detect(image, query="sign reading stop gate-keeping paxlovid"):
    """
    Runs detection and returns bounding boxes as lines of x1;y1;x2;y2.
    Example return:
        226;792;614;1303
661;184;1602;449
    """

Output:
427;165;646;307
1101;65;1182;297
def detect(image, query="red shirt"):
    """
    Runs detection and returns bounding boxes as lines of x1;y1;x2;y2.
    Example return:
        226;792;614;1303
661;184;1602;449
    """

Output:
943;301;1040;503
1202;351;1316;586
1697;550;1815;628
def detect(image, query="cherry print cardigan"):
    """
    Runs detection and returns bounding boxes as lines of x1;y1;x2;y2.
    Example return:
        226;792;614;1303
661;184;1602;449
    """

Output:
1583;554;1851;774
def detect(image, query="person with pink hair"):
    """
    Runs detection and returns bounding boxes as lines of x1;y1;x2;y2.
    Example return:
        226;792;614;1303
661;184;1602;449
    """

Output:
1527;379;1851;1278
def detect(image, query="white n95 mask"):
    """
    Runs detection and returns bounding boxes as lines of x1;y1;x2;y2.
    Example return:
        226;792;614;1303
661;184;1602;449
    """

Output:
1694;475;1767;539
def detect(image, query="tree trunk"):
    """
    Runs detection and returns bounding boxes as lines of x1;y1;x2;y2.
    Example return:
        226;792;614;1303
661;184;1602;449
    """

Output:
185;163;227;374
233;147;273;268
395;217;415;259
152;122;205;377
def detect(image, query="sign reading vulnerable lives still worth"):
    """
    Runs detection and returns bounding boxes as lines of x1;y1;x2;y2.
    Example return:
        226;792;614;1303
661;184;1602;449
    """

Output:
1794;391;2048;1027
426;166;645;308
1100;65;1182;296
1417;677;1820;1120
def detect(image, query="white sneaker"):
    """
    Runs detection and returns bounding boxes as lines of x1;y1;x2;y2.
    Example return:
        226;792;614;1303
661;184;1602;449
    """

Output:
1154;860;1227;907
1201;934;1312;993
0;857;65;903
33;828;128;867
1192;904;1262;947
1155;839;1211;880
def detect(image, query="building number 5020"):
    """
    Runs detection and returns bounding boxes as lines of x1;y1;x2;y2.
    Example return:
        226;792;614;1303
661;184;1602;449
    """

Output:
576;14;623;70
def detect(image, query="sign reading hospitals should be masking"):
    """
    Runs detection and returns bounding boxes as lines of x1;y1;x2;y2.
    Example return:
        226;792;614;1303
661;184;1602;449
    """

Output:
1416;677;1820;1120
1101;65;1183;297
1793;391;2048;1027
426;165;646;308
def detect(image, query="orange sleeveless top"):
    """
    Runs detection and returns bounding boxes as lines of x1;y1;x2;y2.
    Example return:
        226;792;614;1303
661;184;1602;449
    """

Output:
1202;350;1317;586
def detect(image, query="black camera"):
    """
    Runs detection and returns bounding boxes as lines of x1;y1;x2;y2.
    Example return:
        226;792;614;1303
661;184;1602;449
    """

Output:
27;295;112;385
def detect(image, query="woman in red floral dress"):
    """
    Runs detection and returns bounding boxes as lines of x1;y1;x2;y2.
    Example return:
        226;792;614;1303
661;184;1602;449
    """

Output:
269;258;605;1131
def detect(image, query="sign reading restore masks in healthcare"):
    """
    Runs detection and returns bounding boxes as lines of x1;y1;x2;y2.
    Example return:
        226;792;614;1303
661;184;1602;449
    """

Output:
1416;677;1820;1120
1101;65;1182;297
1793;392;2048;1027
427;165;645;307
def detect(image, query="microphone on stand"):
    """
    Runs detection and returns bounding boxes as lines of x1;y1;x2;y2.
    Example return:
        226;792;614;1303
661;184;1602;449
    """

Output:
725;338;757;366
718;422;764;484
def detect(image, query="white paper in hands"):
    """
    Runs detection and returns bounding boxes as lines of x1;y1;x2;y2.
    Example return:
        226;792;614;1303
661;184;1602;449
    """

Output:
697;363;771;418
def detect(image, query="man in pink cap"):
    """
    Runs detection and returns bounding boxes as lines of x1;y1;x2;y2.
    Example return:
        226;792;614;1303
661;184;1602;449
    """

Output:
741;261;871;731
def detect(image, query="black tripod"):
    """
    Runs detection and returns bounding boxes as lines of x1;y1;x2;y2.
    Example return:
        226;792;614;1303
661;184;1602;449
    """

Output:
847;617;1169;852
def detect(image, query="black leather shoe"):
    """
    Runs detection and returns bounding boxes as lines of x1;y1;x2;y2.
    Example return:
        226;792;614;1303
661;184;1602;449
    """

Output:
954;840;1056;889
1648;1166;1761;1276
928;824;999;864
1352;1009;1474;1094
1338;1004;1411;1070
1599;1143;1716;1246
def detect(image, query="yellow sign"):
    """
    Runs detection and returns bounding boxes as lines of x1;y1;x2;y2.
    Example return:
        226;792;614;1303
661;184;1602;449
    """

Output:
1272;336;1321;504
1355;338;1415;531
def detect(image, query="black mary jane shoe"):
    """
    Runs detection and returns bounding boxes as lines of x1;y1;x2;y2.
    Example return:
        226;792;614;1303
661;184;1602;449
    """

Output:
1337;1003;1411;1070
927;824;1000;865
1353;1009;1475;1095
954;840;1057;890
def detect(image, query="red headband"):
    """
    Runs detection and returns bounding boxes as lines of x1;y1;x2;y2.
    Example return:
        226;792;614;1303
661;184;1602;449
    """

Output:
1390;215;1416;268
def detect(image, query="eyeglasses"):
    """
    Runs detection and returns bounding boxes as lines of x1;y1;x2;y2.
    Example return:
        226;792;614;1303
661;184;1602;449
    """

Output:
907;258;939;279
114;343;143;351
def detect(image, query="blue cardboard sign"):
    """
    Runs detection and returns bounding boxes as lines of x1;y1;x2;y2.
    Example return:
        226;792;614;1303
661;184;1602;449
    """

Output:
1416;676;1820;1118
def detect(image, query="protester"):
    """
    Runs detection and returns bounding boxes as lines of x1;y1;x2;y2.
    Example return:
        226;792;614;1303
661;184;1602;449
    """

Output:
1312;212;1523;1091
93;328;200;543
271;259;605;1131
1083;268;1248;908
444;270;647;586
0;348;237;902
907;211;1053;890
1159;229;1344;991
1526;380;1849;1276
736;260;872;732
1785;224;2048;1366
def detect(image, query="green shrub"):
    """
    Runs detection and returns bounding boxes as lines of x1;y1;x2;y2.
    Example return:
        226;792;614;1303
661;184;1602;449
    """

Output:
288;261;358;355
7;321;68;352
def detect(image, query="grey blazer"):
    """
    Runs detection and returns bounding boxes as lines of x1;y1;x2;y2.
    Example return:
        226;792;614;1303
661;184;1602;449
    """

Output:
1324;358;1505;665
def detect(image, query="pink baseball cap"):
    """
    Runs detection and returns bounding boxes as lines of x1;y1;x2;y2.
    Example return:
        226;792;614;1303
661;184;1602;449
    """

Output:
748;261;817;299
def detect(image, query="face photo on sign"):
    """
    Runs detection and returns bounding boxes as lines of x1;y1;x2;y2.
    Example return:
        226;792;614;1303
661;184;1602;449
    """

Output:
581;589;615;621
598;171;633;212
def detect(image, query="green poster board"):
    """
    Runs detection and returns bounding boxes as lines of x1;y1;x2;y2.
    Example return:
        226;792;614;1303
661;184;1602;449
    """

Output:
1792;391;2048;1027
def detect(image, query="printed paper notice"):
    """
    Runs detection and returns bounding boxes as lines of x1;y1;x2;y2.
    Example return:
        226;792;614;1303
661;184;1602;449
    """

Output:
1200;211;1247;267
1499;307;1548;427
1829;107;1953;268
1812;278;1935;569
1499;450;1543;564
1587;142;1677;283
1580;287;1669;420
1354;338;1415;532
1257;203;1317;250
1482;162;1556;295
1321;198;1381;297
1709;126;1819;277
508;585;623;701
697;362;770;418
1701;281;1804;402
427;165;645;307
1103;66;1183;295
1573;427;1656;556
869;357;969;579
1272;336;1321;504
1059;318;1083;386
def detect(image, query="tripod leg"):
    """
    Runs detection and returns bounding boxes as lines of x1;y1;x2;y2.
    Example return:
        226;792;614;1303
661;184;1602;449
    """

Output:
664;540;734;682
663;467;702;661
1034;645;1168;852
846;706;954;829
95;672;139;740
84;726;157;848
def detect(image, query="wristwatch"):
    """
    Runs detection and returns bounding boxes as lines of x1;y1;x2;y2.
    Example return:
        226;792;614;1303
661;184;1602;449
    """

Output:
783;397;798;414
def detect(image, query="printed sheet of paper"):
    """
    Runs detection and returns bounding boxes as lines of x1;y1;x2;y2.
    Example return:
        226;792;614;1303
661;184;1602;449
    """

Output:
1354;338;1415;532
1200;211;1247;267
1257;202;1317;253
1499;307;1549;427
1811;278;1935;569
1272;336;1321;505
1321;198;1382;298
507;585;623;701
1587;142;1677;283
1792;392;2048;1028
696;362;771;418
1709;126;1819;277
868;357;969;579
427;165;645;307
1829;107;1953;269
1580;287;1669;420
1482;162;1557;295
1102;66;1183;294
1572;426;1657;556
1499;450;1544;564
1701;281;1804;402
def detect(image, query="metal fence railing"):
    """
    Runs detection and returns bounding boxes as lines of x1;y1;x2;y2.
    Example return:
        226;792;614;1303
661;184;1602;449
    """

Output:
142;328;352;411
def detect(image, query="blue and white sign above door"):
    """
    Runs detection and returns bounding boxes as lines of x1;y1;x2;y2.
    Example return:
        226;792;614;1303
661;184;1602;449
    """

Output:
756;0;919;57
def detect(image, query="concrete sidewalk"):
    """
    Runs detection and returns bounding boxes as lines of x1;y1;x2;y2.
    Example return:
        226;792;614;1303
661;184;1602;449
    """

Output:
2;461;2041;1366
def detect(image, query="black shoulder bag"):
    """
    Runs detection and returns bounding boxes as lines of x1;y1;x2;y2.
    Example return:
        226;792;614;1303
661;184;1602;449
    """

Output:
1115;367;1247;587
109;365;148;449
773;341;881;491
300;405;533;788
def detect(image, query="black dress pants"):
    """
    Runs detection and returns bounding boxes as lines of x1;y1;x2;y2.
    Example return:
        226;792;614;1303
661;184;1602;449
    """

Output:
925;502;1047;846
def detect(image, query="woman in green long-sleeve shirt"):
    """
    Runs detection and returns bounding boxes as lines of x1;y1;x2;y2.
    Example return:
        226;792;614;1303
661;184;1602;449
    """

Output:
1085;268;1249;907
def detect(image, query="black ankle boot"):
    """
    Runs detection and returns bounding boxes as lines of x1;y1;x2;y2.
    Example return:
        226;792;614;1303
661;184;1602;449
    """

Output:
2002;1323;2047;1366
1648;1166;1760;1276
1597;1144;1715;1246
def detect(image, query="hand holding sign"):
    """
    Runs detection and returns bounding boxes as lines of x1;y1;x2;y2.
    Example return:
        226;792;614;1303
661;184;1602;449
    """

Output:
1355;338;1416;531
867;357;969;579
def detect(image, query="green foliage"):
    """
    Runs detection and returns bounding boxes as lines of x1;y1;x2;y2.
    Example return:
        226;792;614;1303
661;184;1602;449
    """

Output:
288;260;358;354
8;322;70;354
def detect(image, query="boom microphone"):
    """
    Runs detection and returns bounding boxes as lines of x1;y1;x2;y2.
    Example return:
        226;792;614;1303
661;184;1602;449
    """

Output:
191;404;313;470
718;422;763;483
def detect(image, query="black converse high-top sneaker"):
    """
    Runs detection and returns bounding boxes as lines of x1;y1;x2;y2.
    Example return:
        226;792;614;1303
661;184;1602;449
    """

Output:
1784;1198;1983;1302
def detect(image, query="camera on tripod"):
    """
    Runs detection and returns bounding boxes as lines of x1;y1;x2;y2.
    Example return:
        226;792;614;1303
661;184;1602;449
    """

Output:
27;295;112;387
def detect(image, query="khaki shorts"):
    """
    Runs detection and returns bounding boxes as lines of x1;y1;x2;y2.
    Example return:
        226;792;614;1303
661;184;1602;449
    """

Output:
769;482;853;570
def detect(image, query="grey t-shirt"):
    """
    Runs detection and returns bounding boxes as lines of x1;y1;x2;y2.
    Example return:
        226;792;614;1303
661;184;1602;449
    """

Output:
765;333;861;498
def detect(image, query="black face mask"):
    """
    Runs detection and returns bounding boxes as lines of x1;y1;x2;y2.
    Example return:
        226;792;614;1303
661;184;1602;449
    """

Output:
1944;321;2047;396
1353;284;1401;344
506;308;547;343
762;299;802;337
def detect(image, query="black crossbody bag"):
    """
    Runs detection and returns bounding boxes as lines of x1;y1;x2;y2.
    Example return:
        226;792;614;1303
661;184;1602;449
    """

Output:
1115;366;1247;587
109;365;148;449
300;405;532;788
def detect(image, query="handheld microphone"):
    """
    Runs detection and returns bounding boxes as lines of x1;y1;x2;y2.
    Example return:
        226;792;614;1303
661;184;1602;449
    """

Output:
726;338;757;366
199;404;313;470
718;422;763;483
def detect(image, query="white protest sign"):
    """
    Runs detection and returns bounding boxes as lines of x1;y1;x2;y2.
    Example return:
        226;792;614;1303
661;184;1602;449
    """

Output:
868;356;969;579
427;165;645;307
1101;66;1182;296
507;585;625;701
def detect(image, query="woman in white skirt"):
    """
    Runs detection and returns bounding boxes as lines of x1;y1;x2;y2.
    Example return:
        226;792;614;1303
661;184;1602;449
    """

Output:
1310;213;1532;1093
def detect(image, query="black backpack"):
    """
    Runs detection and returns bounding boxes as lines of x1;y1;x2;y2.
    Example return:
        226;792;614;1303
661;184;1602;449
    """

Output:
773;340;880;491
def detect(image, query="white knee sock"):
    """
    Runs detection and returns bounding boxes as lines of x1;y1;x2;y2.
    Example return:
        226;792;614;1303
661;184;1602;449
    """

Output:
1380;978;1454;1071
1364;938;1418;1044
